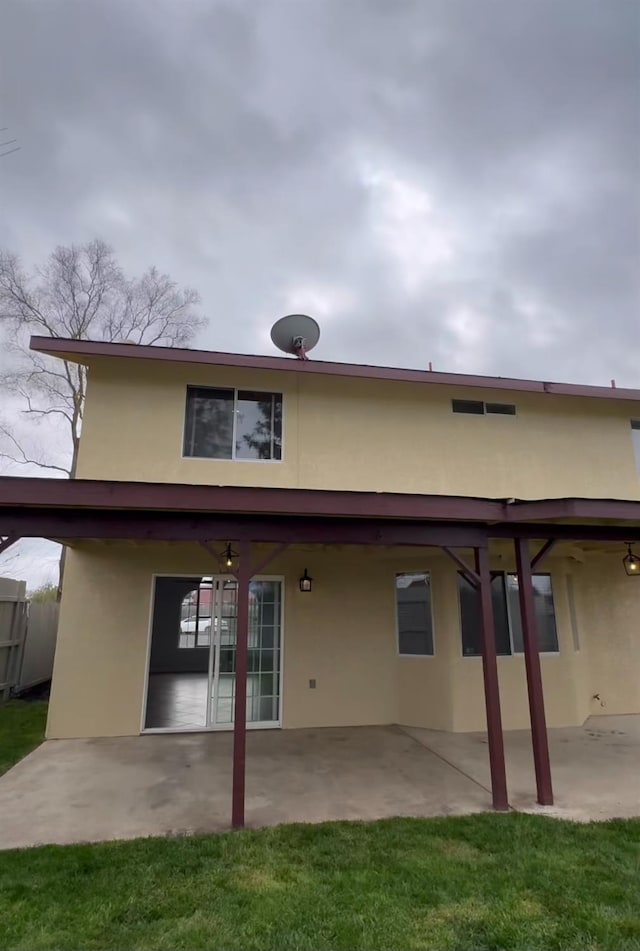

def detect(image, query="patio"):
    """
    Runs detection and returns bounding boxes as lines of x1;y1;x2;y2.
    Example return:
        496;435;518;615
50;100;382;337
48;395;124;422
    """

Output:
0;715;638;850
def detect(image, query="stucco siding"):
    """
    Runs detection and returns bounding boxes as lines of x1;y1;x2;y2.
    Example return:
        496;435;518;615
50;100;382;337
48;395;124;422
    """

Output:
75;358;640;500
578;557;640;717
47;545;640;740
47;547;152;739
280;551;397;728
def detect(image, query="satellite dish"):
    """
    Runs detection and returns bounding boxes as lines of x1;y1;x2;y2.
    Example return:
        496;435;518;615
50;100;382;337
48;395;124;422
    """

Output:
270;314;320;360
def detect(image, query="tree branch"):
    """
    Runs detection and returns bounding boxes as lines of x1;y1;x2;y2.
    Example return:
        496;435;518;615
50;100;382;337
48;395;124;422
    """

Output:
0;239;207;493
0;426;69;475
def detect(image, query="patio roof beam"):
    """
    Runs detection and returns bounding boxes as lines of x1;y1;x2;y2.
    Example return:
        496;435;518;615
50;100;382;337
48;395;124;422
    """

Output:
3;516;640;546
0;534;19;555
530;538;557;570
505;498;640;521
4;512;640;544
0;475;507;522
442;547;481;588
0;509;488;548
491;524;640;542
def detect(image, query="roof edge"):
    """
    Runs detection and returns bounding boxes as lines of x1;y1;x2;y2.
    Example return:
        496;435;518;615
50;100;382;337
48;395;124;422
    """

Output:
29;336;640;402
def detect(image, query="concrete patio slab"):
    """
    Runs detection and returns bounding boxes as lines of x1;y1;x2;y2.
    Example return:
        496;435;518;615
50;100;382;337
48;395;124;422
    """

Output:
404;715;640;821
1;717;637;850
0;725;489;850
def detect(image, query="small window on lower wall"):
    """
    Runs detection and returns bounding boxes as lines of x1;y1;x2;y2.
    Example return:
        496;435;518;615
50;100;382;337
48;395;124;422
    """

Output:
458;572;559;656
395;572;434;655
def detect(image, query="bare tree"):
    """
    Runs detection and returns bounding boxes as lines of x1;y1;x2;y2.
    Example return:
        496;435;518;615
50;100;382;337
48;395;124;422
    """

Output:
0;239;207;593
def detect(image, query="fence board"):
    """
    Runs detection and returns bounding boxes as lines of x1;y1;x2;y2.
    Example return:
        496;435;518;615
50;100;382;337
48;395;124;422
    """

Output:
0;578;59;698
20;601;59;691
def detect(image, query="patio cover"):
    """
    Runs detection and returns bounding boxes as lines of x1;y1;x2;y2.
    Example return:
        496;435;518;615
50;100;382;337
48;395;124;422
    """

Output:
1;475;639;826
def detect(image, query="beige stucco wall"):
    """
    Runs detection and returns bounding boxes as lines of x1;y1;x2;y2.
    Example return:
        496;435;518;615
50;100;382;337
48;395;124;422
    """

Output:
577;556;640;719
74;358;640;500
47;544;640;740
48;544;400;739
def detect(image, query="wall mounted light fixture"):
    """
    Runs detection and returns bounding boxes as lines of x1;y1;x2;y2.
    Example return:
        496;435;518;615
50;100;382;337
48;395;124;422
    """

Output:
623;543;640;577
299;568;313;592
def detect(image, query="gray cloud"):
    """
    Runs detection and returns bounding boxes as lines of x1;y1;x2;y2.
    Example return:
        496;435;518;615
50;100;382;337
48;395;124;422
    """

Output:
1;0;639;582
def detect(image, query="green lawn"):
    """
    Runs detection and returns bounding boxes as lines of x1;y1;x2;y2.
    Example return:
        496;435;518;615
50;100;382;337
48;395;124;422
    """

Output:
1;813;639;950
1;703;638;949
0;699;48;776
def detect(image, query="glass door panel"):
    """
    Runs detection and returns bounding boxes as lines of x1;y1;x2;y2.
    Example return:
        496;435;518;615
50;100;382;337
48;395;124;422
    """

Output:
208;578;281;727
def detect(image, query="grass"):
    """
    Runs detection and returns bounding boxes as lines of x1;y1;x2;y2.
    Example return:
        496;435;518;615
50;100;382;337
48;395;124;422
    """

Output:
1;702;638;949
1;813;639;950
0;699;48;776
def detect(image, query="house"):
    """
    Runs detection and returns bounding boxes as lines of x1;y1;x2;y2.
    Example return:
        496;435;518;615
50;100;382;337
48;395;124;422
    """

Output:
1;333;639;828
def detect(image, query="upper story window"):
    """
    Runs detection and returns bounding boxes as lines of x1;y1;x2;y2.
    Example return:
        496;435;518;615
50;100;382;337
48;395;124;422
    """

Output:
395;572;434;655
458;571;558;656
183;386;283;461
452;399;484;415
631;420;640;473
452;399;516;415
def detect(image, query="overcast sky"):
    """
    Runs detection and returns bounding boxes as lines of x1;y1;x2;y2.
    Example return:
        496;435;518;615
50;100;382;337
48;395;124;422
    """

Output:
1;0;639;584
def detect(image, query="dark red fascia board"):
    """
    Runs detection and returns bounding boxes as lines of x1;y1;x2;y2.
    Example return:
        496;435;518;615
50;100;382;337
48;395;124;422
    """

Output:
1;477;640;527
0;476;504;521
505;498;640;522
2;509;639;544
0;509;488;548
29;336;640;403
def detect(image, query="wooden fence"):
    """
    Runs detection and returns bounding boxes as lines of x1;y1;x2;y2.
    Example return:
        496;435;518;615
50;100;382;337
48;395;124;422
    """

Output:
0;578;59;700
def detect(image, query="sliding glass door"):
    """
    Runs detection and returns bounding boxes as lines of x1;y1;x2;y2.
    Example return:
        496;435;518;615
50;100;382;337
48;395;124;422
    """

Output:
145;575;282;731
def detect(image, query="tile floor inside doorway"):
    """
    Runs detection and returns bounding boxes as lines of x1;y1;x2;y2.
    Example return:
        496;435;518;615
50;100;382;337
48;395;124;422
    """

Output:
145;673;208;729
145;672;270;729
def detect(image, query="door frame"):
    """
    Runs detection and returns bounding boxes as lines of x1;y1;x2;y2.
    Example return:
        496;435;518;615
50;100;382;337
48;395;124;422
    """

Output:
140;572;285;734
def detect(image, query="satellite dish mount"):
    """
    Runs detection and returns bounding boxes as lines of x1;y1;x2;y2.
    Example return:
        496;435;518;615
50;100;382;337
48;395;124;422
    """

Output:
270;314;320;361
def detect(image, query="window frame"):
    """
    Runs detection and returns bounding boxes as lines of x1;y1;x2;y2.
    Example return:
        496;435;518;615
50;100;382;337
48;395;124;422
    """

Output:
485;402;517;416
451;399;517;416
458;570;559;658
182;385;284;463
394;570;435;657
631;420;640;473
451;399;485;415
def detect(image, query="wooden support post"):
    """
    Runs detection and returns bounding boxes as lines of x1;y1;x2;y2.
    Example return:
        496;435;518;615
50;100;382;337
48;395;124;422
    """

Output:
514;537;553;805
475;547;509;811
231;540;251;829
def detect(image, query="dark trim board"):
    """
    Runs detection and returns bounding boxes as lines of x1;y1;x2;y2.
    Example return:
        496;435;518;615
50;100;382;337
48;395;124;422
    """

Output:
0;509;489;548
1;477;640;535
0;476;507;521
30;336;640;403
